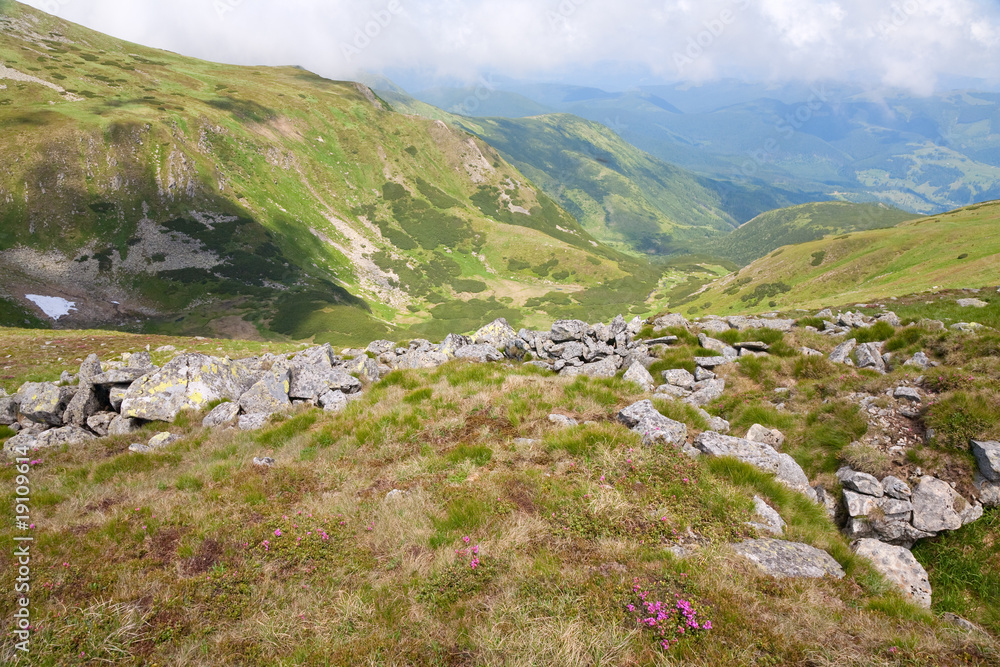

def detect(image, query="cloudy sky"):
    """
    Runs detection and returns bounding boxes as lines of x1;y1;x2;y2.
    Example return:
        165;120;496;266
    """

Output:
21;0;1000;93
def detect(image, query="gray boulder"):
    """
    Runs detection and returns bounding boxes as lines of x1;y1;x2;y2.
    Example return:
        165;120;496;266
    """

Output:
881;476;912;500
698;333;738;358
694;356;735;369
976;476;1000;508
33;425;95;449
893;387;922;403
319;389;348;413
474;318;518;347
108;385;129;412
622;361;655;391
829;339;857;365
746;424;785;450
842;490;879;517
78;354;103;383
438;333;472;358
108;415;143;436
957;298;988;308
91;367;154;385
654;384;691;399
726;316;796;332
694;431;815;499
120;354;255;422
3;430;38;455
685;379;726;407
288;365;361;401
343;355;381;383
86;411;117;437
732;539;844;579
970;440;1000;482
748;496;786;536
911;476;966;533
800;347;824;357
454;344;503;363
15;382;70;426
652;313;689;331
662;369;695;388
551;341;587;361
854;342;886;373
202;401;240;428
562;357;618;378
238;413;270;431
63;382;103;426
852;538;932;608
694;367;716;382
837;467;884;497
239;369;291;415
0;392;16;425
367;340;396;356
903;351;932;369
617;400;687;447
393;350;449;370
147;432;181;449
292;343;336;369
548;414;578;428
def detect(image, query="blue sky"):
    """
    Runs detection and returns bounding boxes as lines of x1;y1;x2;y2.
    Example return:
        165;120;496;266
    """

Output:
21;0;1000;93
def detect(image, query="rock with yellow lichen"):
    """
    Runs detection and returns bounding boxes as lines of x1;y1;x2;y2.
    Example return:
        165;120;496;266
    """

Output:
120;353;256;422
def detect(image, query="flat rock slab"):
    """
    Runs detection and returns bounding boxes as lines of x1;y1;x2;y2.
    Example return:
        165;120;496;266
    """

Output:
852;538;932;608
732;539;844;579
957;298;988;308
617;399;687;446
454;344;503;363
694;431;815;500
694;356;734;369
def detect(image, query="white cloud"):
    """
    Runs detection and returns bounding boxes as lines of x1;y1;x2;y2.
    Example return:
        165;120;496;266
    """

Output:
18;0;1000;92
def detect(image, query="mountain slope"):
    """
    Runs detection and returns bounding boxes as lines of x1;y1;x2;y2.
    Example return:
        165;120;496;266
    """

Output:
708;201;920;266
680;201;1000;314
0;1;656;342
382;91;810;257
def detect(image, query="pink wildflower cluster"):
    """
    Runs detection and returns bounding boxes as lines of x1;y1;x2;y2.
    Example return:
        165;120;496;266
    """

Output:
456;536;481;568
629;581;712;650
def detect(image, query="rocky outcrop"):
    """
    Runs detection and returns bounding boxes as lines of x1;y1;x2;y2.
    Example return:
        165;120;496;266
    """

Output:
617;400;688;448
120;354;255;422
694;431;815;500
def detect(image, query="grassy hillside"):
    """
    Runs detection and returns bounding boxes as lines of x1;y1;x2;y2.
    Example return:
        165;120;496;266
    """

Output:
709;201;920;266
0;1;659;344
680;201;1000;315
2;319;999;664
384;91;812;257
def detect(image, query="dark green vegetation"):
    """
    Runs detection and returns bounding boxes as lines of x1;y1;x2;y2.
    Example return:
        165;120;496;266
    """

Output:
1;323;998;664
0;1;653;344
709;201;919;266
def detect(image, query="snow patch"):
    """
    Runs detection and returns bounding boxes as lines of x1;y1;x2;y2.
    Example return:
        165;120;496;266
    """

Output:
26;294;77;320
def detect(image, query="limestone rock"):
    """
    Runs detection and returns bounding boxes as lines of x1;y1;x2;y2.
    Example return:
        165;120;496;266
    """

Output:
852;538;931;608
732;539;844;579
15;382;69;426
454;344;503;363
746;424;785;450
748;496;786;536
121;354;255;422
319;389;348;413
829;339;857;365
617;400;687;447
685;378;726;407
893;387;922;403
108;415;143;436
239;369;291;415
238;413;270;431
854;342;886;373
662;369;695;388
202;402;240;428
148;432;180;449
33;425;95;449
881;476;912;500
548;414;578;428
63;382;103;426
910;476;965;533
652;313;689;331
474;318;518;347
622;361;655;391
903;351;932;369
288;365;361;401
837;467;884;497
694;432;815;499
86;411;117;437
970;440;1000;482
